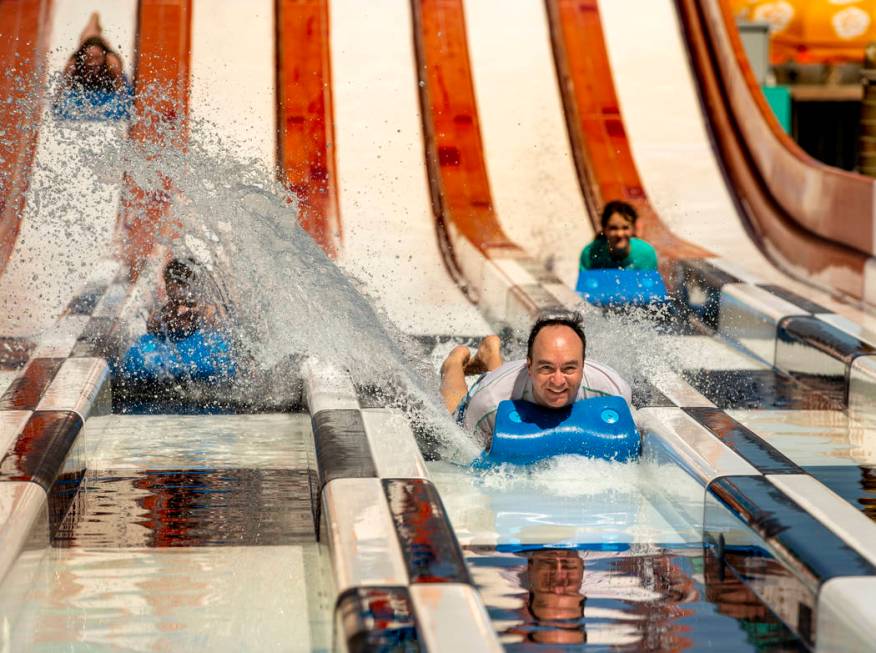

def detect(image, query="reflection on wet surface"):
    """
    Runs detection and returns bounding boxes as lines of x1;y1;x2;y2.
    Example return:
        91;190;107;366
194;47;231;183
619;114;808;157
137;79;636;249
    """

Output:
682;370;842;410
806;465;876;523
727;410;876;522
8;544;332;652
54;468;318;547
466;547;804;651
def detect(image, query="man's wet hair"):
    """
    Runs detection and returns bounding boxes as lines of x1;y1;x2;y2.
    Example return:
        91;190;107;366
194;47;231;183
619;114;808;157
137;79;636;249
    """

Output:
599;200;637;230
164;258;196;285
527;309;587;360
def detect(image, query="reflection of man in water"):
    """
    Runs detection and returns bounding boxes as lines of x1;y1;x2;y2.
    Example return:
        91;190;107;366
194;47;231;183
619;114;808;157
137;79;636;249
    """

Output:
524;549;587;644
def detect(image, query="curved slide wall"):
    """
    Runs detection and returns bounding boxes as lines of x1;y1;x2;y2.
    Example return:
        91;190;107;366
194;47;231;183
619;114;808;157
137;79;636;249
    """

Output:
276;0;341;259
0;0;52;278
677;0;876;304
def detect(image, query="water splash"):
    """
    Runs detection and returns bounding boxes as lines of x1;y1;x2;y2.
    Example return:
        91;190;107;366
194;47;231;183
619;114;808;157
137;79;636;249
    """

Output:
3;65;704;464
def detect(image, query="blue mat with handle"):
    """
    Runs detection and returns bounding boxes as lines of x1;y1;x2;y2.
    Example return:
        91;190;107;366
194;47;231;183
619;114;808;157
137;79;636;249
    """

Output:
472;395;640;468
576;269;668;307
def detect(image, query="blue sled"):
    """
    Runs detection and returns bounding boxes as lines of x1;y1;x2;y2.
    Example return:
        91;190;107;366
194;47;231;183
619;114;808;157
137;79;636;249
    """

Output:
576;269;668;307
53;83;133;121
472;395;640;468
123;331;237;382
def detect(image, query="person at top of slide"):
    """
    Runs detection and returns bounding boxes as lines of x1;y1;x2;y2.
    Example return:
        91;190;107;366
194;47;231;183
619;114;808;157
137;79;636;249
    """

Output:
440;310;631;448
579;200;658;272
61;12;126;93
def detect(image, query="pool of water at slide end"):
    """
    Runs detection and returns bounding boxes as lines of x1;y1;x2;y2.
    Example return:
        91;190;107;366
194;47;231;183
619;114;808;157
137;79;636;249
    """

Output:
429;459;805;651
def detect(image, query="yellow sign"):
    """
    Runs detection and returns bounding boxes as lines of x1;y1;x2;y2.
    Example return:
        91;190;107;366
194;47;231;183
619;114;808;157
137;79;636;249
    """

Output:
732;0;876;63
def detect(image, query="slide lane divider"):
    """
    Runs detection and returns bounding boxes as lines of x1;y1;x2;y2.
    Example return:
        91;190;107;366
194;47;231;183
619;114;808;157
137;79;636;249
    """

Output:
118;0;192;279
275;0;341;258
0;0;52;277
303;361;500;652
676;258;876;427
675;0;873;303
412;0;876;646
641;406;876;650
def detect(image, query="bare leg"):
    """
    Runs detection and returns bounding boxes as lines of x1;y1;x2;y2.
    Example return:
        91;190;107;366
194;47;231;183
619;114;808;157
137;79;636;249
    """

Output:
79;12;102;44
440;336;503;412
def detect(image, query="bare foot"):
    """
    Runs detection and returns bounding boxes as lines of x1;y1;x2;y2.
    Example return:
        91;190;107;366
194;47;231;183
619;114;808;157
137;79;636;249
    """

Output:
79;12;103;43
464;335;502;374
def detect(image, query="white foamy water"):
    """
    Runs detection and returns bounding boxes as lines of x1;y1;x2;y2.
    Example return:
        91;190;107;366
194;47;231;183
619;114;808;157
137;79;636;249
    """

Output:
429;455;704;548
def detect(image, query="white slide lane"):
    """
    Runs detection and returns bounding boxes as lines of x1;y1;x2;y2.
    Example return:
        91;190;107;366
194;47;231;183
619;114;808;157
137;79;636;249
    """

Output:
190;0;275;174
464;0;591;289
0;0;135;337
331;0;491;337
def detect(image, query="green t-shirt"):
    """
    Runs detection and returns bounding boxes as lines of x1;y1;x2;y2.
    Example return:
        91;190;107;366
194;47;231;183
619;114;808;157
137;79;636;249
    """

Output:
579;236;658;271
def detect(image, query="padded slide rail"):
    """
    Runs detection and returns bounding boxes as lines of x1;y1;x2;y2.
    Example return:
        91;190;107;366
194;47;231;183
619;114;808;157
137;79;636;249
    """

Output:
640;407;876;650
276;0;341;258
0;262;119;591
302;362;500;652
0;0;53;276
674;258;876;425
676;0;874;303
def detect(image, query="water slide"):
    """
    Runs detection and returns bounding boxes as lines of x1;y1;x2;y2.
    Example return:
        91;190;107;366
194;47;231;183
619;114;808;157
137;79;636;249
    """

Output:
678;0;876;303
0;0;874;650
599;0;876;325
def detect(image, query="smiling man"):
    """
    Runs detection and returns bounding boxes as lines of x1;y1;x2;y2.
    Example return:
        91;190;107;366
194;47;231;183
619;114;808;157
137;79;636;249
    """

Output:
440;310;631;448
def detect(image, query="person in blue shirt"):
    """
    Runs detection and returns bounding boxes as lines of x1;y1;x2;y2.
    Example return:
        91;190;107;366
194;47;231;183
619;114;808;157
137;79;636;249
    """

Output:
580;200;658;271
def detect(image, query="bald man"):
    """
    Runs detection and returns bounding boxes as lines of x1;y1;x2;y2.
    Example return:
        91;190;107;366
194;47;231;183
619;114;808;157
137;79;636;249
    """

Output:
440;311;631;448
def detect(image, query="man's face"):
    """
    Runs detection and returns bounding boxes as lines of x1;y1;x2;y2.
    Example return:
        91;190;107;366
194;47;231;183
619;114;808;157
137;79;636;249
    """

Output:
526;325;584;408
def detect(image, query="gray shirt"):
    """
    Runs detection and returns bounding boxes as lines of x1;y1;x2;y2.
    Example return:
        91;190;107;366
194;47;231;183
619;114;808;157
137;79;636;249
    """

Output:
455;358;632;448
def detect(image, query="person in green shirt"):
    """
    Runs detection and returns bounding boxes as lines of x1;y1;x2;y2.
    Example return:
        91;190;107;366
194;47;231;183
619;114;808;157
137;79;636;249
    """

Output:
580;200;658;271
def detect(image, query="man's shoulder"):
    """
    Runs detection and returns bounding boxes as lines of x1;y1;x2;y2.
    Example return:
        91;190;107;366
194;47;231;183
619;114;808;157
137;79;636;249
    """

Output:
582;358;632;401
473;359;527;393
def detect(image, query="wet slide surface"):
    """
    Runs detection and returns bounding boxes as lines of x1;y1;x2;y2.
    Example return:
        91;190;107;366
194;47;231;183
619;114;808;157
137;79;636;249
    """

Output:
0;0;134;336
0;0;51;277
331;0;490;336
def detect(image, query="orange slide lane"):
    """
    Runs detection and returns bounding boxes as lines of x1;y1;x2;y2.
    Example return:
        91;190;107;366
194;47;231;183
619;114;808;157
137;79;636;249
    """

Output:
276;0;341;258
119;0;193;279
0;0;53;277
546;0;710;272
678;0;869;300
411;0;523;291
